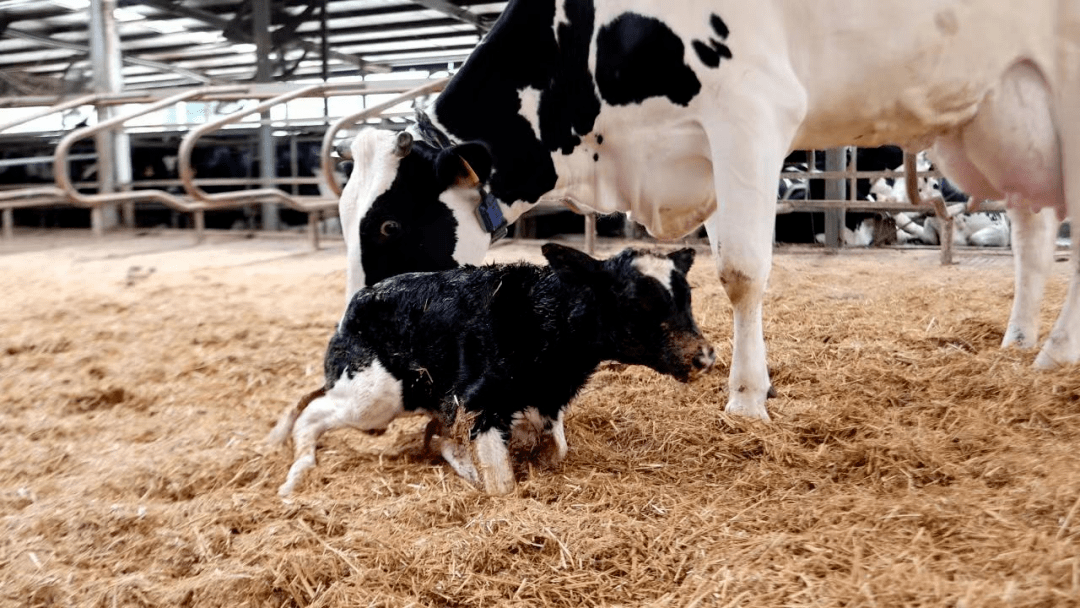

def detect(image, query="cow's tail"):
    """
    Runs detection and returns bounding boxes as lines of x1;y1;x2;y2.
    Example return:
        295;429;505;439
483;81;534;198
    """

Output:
265;387;327;447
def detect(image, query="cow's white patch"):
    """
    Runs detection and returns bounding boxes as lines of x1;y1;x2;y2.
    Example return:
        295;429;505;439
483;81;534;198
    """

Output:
552;0;568;39
632;255;675;294
550;409;567;463
276;362;404;496
511;407;545;435
438;438;480;485
439;188;492;269
341;129;408;300
474;428;515;494
517;86;543;141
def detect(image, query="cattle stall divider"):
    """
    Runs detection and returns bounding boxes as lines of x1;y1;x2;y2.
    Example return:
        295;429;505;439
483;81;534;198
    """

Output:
53;86;250;241
0;91;157;240
0;78;453;248
181;78;453;250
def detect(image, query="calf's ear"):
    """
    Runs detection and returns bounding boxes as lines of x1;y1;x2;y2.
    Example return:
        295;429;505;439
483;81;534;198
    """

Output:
436;142;492;189
668;248;695;275
542;243;601;280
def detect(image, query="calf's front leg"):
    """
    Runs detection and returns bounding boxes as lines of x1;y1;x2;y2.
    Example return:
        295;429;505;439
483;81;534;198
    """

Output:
472;425;515;494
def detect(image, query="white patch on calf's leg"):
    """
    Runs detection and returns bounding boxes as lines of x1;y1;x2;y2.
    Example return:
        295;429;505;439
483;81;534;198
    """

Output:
550;409;568;463
277;362;404;497
510;407;544;445
632;255;675;294
473;428;515;495
437;438;480;485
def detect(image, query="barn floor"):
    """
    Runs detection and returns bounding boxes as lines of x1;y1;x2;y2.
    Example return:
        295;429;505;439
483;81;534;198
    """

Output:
1;229;1078;607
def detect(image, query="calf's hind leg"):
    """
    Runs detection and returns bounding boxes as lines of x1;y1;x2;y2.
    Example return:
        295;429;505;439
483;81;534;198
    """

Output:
275;363;404;497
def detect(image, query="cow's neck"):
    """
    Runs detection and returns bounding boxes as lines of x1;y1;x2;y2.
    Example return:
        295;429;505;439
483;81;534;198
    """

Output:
431;0;596;226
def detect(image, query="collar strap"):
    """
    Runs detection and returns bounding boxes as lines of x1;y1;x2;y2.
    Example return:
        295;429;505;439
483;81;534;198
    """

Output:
476;190;508;242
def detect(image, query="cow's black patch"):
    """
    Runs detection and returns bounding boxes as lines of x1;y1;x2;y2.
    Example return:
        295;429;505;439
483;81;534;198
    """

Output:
539;0;601;155
433;0;601;205
596;134;603;145
593;153;599;162
595;13;702;107
710;14;729;38
692;15;732;68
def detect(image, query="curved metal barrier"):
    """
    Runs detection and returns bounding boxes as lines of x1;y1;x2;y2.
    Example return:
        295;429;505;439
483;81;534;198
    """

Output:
52;86;249;239
318;78;448;198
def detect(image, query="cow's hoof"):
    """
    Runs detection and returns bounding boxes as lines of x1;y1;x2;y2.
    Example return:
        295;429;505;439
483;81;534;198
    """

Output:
1034;331;1079;370
724;396;771;422
1001;326;1037;350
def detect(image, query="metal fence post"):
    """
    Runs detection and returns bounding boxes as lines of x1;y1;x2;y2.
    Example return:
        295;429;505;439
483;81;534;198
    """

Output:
823;147;847;248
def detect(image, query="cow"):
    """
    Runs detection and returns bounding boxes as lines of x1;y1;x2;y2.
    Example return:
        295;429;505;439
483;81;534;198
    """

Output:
268;243;716;495
339;0;1079;422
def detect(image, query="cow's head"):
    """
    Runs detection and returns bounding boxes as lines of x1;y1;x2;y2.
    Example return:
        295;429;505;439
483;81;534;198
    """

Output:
542;243;716;383
338;128;495;299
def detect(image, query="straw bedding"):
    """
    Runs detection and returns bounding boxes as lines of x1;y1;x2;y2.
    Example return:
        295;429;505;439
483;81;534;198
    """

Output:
1;232;1078;607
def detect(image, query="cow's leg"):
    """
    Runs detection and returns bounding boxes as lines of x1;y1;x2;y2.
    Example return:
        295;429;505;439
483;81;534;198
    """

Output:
931;61;1066;356
548;409;568;463
472;425;515;494
278;392;344;497
423;417;480;485
509;407;567;465
702;92;804;421
1034;42;1080;369
278;364;404;497
1003;205;1058;349
458;378;516;494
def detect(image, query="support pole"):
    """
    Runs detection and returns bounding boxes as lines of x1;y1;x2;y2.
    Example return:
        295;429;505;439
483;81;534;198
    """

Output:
254;0;279;231
823;147;846;249
584;213;597;255
89;0;132;233
2;208;12;240
904;152;953;265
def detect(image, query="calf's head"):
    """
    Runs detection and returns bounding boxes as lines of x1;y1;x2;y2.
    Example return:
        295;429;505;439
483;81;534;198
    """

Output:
339;128;495;297
542;243;716;382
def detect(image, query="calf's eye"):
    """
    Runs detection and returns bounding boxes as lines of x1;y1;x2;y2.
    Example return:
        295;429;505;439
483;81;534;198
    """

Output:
381;220;401;237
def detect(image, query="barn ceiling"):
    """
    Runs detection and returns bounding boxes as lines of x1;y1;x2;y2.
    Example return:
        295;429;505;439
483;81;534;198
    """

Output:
0;0;507;97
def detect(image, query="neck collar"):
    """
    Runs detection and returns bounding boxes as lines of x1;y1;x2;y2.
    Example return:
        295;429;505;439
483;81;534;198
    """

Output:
416;111;507;242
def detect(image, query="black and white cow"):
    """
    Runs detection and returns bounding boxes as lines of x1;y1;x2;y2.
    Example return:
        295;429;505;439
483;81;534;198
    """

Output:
269;243;715;495
340;0;1079;421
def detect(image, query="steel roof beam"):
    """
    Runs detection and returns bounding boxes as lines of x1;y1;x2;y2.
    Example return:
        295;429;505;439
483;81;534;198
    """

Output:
403;0;490;31
134;0;391;73
0;26;222;84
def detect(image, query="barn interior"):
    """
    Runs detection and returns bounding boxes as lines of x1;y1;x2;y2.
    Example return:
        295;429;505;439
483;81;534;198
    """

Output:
3;3;1078;607
0;0;1006;249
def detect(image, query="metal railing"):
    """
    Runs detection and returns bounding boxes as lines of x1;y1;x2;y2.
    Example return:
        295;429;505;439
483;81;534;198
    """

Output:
318;78;448;197
0;79;448;245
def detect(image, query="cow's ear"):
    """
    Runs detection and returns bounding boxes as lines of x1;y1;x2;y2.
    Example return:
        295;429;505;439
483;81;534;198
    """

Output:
542;243;601;281
453;142;492;184
436;142;492;188
668;248;695;275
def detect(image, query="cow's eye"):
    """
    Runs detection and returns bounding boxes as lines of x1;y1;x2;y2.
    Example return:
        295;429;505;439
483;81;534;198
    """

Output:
380;220;401;237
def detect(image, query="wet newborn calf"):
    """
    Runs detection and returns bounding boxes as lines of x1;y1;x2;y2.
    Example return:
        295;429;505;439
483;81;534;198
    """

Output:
268;243;715;495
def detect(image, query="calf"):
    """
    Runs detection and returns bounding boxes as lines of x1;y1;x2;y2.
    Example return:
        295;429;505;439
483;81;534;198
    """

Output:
268;243;716;495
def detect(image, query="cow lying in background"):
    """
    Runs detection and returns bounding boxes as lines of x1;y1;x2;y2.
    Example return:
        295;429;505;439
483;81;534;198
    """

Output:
268;243;715;495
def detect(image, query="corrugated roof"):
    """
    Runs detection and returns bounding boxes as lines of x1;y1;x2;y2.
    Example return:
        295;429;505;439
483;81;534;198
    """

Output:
0;0;507;96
